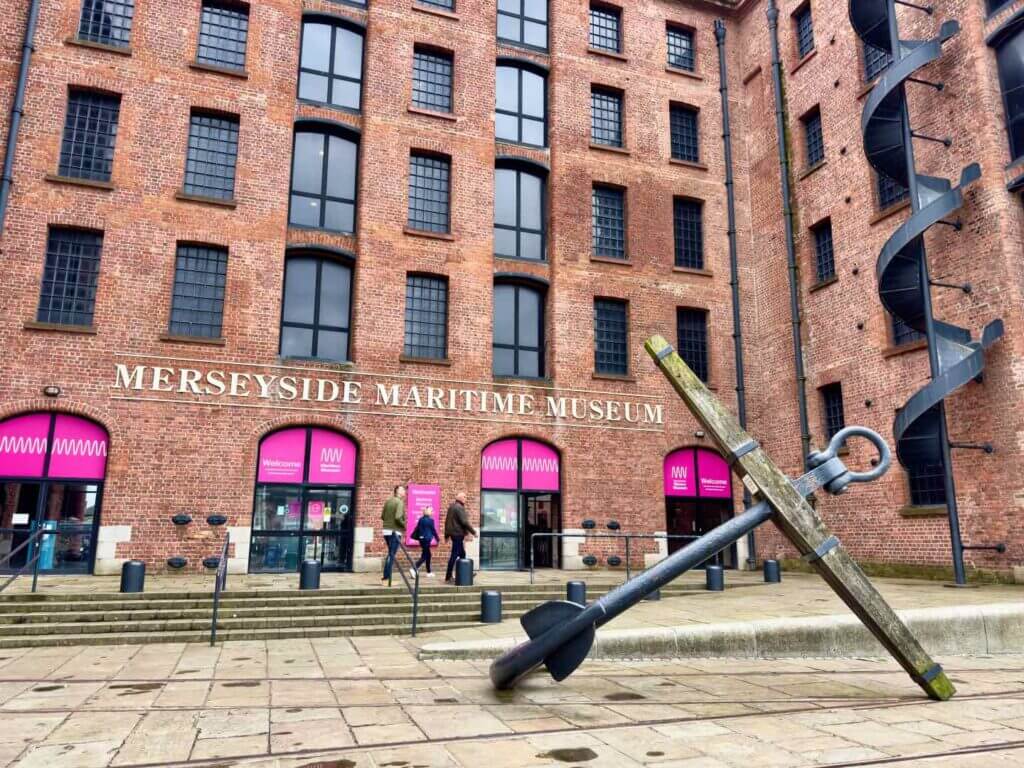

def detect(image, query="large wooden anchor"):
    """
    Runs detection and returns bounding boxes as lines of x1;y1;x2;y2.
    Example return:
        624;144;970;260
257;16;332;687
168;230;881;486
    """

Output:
488;335;954;701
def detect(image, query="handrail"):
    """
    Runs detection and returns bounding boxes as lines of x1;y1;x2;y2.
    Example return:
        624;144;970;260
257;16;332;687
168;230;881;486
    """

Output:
0;524;46;594
387;538;421;637
528;531;702;584
209;532;230;646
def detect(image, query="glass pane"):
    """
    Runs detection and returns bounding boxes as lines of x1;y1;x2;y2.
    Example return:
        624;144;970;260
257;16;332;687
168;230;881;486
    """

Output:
494;169;517;226
326;136;357;199
519;350;540;377
290;195;321;228
520;172;542;228
497;0;520;12
522;71;544;117
316;330;348;361
249;534;301;572
331;78;361;111
481;491;518;532
480;535;518;570
496;113;519;143
520;232;542;260
525;0;547;20
494;227;517;257
281;325;314;358
324;200;354;233
283;258;316;323
318;260;351;328
497;15;519;42
496;66;518;111
298;73;329;103
494;347;515;376
518;287;541;346
37;483;98;573
521;118;544;147
300;23;331;71
334;27;363;79
493;285;515;344
524;21;546;48
291;133;324;195
253;486;304;531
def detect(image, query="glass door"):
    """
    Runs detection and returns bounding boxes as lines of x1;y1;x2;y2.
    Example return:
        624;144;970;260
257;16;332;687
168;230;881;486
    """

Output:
480;491;518;569
0;482;40;572
522;493;560;569
303;489;354;572
250;486;303;572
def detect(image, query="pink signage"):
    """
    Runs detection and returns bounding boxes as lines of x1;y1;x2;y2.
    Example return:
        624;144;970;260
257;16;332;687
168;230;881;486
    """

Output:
257;429;306;484
0;413;108;481
307;500;325;527
664;449;732;499
663;449;697;497
0;413;50;479
521;440;560;492
405;484;441;547
308;429;357;485
697;450;732;499
481;439;519;490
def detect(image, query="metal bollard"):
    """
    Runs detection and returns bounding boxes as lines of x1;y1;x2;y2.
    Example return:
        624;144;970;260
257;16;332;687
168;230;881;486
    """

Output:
644;588;661;601
120;560;145;593
763;559;781;583
705;565;725;592
481;591;502;623
299;559;321;590
455;558;474;586
567;581;586;605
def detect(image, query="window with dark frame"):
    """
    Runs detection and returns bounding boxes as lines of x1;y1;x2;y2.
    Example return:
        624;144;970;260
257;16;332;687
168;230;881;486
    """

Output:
803;107;824;168
279;254;352;362
412;48;454;113
289;129;359;233
812;219;835;283
298;19;364;111
594;298;628;375
169;243;228;339
891;314;925;346
493;282;544;378
497;0;548;50
494;165;545;261
417;0;455;11
908;460;947;507
673;198;704;270
996;26;1024;163
592;185;626;260
820;382;845;440
591;87;623;147
404;274;448;360
988;0;1014;15
863;42;891;82
588;4;621;53
197;1;249;71
670;103;699;163
59;90;121;183
794;3;815;60
666;25;695;71
876;171;909;210
78;0;135;48
496;64;546;147
183;112;239;201
37;228;103;328
676;308;709;382
408;153;451;234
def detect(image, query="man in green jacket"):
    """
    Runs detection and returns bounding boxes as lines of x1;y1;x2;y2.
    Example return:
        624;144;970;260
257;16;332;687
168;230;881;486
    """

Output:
381;484;407;586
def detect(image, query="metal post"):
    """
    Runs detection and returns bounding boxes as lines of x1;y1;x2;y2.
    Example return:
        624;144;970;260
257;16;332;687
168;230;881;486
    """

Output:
624;536;631;582
529;532;535;585
29;521;40;594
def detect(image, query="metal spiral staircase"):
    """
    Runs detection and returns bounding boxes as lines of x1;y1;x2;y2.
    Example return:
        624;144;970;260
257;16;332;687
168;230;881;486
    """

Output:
849;0;1004;583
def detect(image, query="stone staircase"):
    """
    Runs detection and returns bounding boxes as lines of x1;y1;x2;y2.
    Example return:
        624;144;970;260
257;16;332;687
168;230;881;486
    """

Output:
0;581;701;647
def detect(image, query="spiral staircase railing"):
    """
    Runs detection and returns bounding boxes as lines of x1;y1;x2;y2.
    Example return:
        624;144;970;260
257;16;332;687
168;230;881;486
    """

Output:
849;0;1004;584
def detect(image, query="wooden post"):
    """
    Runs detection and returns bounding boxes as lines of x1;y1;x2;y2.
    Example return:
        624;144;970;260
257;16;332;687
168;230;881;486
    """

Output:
645;334;955;701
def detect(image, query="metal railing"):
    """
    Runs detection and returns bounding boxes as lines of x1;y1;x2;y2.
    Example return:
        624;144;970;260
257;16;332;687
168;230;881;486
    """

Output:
209;532;230;646
387;537;421;637
528;532;703;584
0;524;46;594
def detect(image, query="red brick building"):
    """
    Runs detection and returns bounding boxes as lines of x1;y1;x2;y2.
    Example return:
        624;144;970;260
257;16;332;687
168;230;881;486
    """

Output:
0;0;1020;582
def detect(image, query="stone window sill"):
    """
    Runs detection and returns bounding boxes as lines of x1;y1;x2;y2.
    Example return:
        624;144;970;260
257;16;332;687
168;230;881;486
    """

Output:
493;376;553;386
175;191;238;208
591;255;631;266
673;266;713;277
65;37;131;56
44;173;113;191
869;199;910;226
588;47;628;62
159;333;226;346
898;504;947;518
799;160;827;181
808;275;838;293
592;372;636;383
670;158;708;171
790;48;817;75
189;60;249;79
412;4;459;21
24;320;97;335
665;65;703;81
278;356;356;371
883;339;928;358
408;106;458;122
399;354;453;366
590;143;630;156
403;227;455;241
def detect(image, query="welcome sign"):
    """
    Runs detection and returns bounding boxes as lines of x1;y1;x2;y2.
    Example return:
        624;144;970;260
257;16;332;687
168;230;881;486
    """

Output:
663;448;732;499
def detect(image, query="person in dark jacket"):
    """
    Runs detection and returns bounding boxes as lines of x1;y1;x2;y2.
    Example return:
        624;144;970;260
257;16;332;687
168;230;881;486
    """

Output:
444;492;476;583
411;505;440;577
380;484;407;586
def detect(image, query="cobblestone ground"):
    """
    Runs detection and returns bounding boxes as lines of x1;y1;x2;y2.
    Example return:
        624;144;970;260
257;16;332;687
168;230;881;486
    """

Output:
0;640;1022;767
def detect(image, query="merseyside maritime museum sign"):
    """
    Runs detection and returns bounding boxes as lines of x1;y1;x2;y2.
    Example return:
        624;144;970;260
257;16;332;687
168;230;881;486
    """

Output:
110;358;665;432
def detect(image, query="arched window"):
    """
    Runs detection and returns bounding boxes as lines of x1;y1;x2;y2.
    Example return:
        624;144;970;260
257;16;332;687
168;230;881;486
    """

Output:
494;163;545;261
493;281;544;378
298;18;364;111
996;24;1024;163
289;127;359;233
496;63;547;147
280;252;353;362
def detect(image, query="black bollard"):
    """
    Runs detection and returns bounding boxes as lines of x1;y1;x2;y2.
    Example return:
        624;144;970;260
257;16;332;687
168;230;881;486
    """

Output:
455;558;474;586
481;591;502;623
120;560;145;593
705;565;724;592
763;559;781;583
566;581;586;605
299;559;321;590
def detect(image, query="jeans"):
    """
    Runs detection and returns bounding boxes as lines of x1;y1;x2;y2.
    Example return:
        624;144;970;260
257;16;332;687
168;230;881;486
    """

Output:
415;542;432;573
382;533;400;581
445;536;466;581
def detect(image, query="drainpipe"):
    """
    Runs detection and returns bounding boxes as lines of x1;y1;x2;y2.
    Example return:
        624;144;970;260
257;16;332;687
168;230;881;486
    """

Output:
714;19;756;567
0;0;42;237
766;0;811;470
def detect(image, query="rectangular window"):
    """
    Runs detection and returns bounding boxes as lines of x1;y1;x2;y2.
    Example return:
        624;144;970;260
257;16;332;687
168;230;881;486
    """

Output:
812;219;835;282
417;0;455;10
78;0;135;48
408;153;451;233
677;308;709;382
803;108;824;167
592;185;625;260
909;456;947;506
864;43;891;82
877;171;909;210
794;4;814;59
169;244;228;338
197;1;249;71
673;198;704;270
891;314;925;346
670;104;699;163
820;382;845;440
594;298;628;375
988;0;1014;15
59;90;121;183
591;87;623;147
37;228;103;327
412;48;454;113
667;25;695;71
497;0;548;50
404;274;448;359
183;112;239;200
589;4;621;53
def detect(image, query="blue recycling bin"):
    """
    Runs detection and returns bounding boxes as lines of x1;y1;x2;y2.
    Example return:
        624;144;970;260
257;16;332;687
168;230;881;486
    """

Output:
706;565;725;592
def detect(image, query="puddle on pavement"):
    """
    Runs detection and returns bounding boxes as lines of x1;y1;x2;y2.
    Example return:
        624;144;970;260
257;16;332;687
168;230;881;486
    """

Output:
32;685;64;692
300;761;356;768
223;681;261;687
110;683;164;696
232;657;252;661
537;748;598;763
647;751;665;757
433;697;458;703
604;692;646;701
175;669;200;675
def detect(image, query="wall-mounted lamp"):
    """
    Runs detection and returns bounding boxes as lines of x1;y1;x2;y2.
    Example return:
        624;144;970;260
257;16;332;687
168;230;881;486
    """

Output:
42;385;61;398
694;430;706;439
171;513;193;526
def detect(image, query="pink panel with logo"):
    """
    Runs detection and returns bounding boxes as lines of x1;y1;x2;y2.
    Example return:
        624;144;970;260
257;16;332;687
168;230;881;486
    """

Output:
308;429;357;485
48;415;108;481
481;439;518;490
405;484;441;547
663;449;697;497
0;413;50;479
521;440;560;492
257;429;306;484
697;449;732;499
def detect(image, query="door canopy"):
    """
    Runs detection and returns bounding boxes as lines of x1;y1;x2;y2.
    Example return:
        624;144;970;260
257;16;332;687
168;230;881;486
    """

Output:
663;448;731;499
481;438;560;492
0;413;108;481
257;427;357;485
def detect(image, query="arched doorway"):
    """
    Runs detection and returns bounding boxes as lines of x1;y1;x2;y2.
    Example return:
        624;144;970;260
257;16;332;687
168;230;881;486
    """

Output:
663;447;736;568
480;438;561;570
0;412;108;574
250;427;358;573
